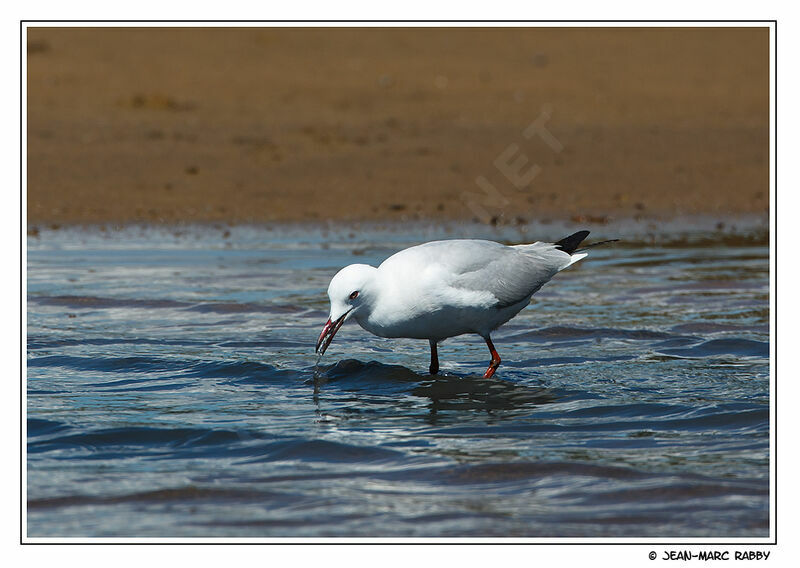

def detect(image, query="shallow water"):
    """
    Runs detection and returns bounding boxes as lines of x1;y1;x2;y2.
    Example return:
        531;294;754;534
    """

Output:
26;224;770;538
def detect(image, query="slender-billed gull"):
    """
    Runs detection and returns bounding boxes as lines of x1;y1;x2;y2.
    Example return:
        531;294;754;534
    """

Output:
316;230;614;378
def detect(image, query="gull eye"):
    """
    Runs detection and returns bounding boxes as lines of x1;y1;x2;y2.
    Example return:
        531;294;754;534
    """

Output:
349;291;359;300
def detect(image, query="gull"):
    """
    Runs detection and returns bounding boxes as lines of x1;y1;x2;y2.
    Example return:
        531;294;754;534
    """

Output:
315;230;614;378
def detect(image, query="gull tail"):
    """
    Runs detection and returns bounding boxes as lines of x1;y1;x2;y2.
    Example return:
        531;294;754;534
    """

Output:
555;230;620;253
554;230;591;254
555;230;619;268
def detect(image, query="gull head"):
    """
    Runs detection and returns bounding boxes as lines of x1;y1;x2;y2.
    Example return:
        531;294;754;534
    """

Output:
315;264;377;355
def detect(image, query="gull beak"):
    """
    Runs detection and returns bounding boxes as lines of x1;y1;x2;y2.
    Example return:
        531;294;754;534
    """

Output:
315;312;348;355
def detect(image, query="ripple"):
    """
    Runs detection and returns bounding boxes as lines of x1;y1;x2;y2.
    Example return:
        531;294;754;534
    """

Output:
657;338;769;358
507;326;682;342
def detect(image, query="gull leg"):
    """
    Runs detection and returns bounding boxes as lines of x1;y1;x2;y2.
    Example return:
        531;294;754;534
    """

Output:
483;336;501;379
429;339;439;375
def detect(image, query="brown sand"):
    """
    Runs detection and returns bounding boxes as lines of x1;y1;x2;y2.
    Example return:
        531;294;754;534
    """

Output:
26;27;770;226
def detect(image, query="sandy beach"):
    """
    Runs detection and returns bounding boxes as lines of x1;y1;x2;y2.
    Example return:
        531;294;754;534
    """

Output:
26;27;769;227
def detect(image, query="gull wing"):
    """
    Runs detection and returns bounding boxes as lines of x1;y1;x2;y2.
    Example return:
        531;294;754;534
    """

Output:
382;238;584;310
453;241;578;308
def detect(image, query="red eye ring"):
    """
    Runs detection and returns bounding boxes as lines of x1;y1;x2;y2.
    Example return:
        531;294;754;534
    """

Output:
349;291;359;300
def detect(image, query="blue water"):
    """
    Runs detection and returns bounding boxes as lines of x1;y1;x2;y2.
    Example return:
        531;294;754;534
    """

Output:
26;224;770;538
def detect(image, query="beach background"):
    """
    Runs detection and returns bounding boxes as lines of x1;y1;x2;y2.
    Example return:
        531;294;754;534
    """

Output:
26;26;769;228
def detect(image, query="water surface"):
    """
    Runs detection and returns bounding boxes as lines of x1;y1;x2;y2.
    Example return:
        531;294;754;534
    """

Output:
26;224;770;538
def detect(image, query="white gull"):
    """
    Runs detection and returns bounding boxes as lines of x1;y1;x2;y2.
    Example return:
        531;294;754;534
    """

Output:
316;230;613;378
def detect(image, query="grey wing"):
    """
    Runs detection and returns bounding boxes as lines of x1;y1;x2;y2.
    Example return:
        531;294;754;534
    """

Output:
382;239;576;309
438;240;574;309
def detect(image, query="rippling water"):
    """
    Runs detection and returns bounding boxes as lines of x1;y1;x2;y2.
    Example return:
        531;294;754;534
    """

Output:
26;223;770;538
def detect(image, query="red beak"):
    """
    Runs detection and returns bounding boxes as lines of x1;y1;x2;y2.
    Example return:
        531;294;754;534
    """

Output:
315;313;347;355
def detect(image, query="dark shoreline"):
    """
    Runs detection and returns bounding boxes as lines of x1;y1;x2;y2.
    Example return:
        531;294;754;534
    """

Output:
26;213;770;248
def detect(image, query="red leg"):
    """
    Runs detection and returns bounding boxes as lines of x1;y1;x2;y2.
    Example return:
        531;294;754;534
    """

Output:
483;336;501;378
429;339;439;375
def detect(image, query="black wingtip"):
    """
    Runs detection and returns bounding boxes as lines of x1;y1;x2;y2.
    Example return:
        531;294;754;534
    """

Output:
554;230;590;254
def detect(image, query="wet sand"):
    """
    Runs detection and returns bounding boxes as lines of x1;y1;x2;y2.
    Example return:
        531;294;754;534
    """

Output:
26;27;770;226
